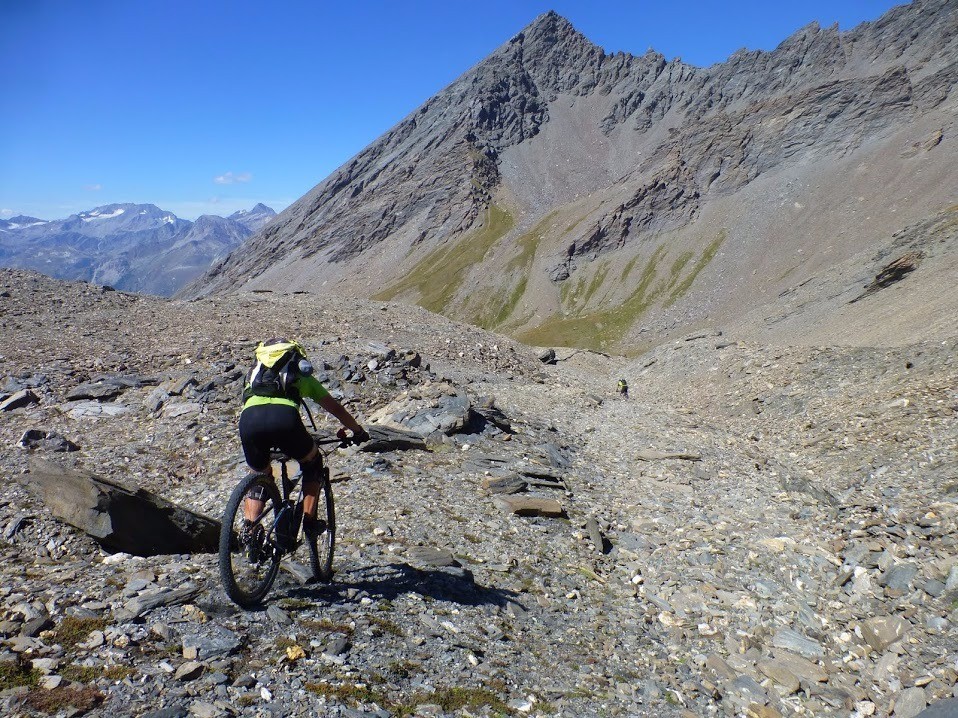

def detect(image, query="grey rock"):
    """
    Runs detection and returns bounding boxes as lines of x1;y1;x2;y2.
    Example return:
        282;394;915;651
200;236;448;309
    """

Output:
945;566;958;591
17;429;79;452
724;675;768;711
861;615;910;652
265;604;293;626
480;475;527;494
881;562;919;593
141;708;188;718
66;382;123;401
492;494;565;517
406;546;459;567
20;457;220;557
180;626;242;660
66;400;130;418
538;348;556;364
0;389;39;411
896;687;928;718
772;628;825;659
914;698;958;718
174;661;204;681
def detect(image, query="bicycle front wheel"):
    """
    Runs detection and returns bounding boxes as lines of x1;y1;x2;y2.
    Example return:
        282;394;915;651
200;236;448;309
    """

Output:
307;469;335;582
219;473;282;608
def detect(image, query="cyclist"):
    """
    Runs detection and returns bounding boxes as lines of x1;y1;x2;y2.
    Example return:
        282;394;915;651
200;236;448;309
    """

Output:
239;338;368;539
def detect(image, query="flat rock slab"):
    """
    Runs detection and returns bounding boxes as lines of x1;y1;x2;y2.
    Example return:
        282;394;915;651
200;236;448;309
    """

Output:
65;400;131;419
493;495;565;518
0;389;39;411
21;457;220;556
861;615;910;651
481;475;527;494
66;382;124;401
636;449;702;461
772;627;825;659
180;625;242;660
405;546;458;567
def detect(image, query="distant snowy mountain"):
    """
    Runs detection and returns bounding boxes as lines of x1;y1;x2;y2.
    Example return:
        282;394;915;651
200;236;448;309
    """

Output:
0;203;275;296
228;203;277;233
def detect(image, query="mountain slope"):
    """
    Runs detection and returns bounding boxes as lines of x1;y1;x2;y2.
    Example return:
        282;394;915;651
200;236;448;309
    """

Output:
0;203;276;296
185;1;958;350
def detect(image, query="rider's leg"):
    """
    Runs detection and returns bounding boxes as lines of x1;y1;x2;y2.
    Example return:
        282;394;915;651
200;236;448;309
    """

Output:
298;446;321;517
244;463;272;522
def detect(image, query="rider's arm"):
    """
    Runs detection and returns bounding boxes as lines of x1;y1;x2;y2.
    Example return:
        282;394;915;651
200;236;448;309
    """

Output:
317;394;364;434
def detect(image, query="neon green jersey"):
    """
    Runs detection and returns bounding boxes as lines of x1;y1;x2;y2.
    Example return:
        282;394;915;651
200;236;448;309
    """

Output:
242;374;330;410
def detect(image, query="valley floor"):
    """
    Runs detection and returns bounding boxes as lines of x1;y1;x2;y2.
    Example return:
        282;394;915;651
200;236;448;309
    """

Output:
0;270;955;718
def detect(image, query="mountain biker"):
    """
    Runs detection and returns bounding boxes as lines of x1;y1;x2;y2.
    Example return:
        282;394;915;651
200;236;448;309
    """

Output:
239;338;368;538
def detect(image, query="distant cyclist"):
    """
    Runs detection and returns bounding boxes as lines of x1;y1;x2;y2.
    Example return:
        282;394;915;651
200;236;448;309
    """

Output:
239;338;367;537
617;378;629;398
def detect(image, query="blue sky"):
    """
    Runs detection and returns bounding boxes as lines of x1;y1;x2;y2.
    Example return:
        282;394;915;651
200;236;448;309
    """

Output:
0;0;903;221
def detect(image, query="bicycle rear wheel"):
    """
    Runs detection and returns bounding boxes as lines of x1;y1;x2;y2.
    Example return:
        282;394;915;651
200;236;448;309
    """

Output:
219;473;283;607
307;469;335;581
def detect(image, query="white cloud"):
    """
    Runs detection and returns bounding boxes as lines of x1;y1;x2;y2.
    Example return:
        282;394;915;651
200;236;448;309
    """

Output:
213;171;253;185
83;183;102;191
0;209;13;217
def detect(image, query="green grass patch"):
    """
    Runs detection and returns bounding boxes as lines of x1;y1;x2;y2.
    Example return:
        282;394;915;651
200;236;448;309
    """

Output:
665;230;725;307
306;681;387;706
396;687;512;716
54;616;107;650
298;618;354;635
620;255;639;282
473;211;556;329
368;615;404;637
23;685;105;714
520;245;667;350
521;230;726;350
277;598;313;611
0;659;40;690
59;663;135;683
581;261;611;306
373;203;515;314
667;251;695;289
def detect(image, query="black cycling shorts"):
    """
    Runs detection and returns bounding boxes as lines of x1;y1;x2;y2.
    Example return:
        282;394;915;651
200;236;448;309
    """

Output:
239;403;314;471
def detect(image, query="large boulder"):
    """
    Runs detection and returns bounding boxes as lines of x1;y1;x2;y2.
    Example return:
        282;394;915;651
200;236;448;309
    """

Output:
20;458;220;556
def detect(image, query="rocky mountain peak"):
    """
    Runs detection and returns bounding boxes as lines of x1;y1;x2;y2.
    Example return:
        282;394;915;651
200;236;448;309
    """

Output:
185;0;957;356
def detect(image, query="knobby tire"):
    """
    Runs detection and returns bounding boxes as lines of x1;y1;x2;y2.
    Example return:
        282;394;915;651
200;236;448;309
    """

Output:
219;473;282;608
307;469;335;582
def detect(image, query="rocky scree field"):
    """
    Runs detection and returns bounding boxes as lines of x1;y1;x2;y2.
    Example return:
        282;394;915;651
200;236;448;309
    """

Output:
0;269;956;718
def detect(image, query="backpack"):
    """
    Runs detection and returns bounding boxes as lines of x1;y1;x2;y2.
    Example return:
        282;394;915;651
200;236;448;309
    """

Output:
242;339;311;404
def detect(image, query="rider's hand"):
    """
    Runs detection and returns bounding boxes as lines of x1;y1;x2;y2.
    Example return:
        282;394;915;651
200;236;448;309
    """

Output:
337;427;369;445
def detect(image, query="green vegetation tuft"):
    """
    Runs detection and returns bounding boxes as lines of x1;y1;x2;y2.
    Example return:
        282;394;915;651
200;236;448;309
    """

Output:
665;230;726;307
396;686;512;716
373;204;515;314
0;659;40;690
368;615;404;637
472;211;555;329
23;685;105;714
306;681;387;706
520;245;667;350
54;616;108;650
581;261;611;306
59;663;134;683
299;618;354;635
619;255;639;282
277;598;312;611
521;229;726;350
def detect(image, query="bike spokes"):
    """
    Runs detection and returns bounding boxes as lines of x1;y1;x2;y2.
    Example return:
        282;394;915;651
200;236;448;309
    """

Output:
219;475;282;607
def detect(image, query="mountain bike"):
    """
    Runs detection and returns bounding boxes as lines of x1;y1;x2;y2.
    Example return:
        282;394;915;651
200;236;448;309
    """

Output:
218;436;346;608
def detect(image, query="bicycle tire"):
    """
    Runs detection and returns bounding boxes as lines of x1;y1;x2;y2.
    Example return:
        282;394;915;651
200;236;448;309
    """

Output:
307;469;335;582
219;473;283;607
